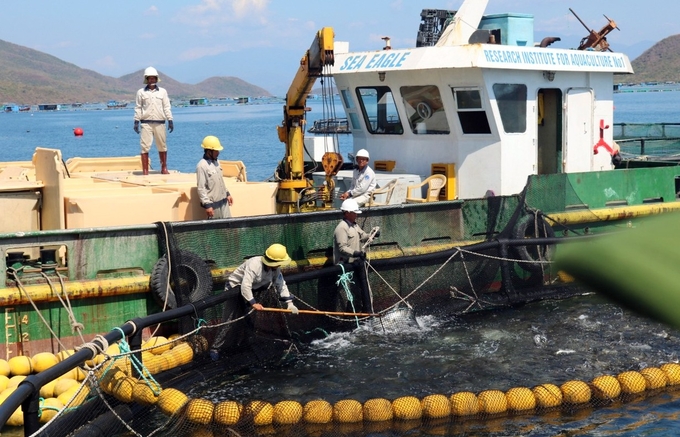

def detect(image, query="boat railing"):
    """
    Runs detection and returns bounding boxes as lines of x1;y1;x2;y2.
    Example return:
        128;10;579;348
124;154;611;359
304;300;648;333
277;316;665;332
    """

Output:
307;117;350;134
614;123;680;158
614;122;680;139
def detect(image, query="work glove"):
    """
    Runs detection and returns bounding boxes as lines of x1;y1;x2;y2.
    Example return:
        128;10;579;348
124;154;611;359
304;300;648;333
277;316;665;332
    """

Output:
287;301;299;314
352;250;366;260
372;228;381;238
168;120;174;133
209;349;220;361
133;120;140;134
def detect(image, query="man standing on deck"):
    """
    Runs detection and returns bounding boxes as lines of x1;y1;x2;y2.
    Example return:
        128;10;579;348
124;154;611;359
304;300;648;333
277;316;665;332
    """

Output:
196;135;233;219
210;244;299;361
333;198;379;313
133;66;173;175
339;149;377;207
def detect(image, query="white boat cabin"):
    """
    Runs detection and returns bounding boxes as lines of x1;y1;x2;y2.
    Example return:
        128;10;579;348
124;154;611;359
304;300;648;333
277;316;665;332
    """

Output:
330;9;633;200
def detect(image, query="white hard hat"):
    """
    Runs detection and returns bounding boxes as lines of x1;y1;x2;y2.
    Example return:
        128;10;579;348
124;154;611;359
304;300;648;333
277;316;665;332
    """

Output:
143;66;160;84
356;149;370;160
340;198;362;214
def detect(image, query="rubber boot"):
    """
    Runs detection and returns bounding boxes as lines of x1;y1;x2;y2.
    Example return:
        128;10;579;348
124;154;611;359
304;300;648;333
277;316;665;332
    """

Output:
141;153;149;175
159;151;169;174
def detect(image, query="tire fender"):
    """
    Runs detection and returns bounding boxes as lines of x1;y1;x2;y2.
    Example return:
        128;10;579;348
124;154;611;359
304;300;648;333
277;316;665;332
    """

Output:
512;214;556;273
150;250;213;310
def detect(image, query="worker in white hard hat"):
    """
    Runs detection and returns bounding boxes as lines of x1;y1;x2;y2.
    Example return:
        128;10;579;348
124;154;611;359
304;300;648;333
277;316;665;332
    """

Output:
210;243;299;361
196;135;233;219
333;198;379;313
339;149;377;206
133;66;174;175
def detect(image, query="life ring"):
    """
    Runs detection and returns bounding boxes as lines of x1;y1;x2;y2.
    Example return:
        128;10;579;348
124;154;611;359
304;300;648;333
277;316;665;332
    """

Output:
150;250;213;310
512;214;556;273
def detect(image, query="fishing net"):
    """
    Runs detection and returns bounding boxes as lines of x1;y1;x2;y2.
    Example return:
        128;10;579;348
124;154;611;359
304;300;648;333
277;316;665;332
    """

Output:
8;169;680;436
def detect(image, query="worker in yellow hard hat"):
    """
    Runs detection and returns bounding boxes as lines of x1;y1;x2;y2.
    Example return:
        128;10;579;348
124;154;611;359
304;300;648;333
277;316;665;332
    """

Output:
210;243;298;360
196;135;234;219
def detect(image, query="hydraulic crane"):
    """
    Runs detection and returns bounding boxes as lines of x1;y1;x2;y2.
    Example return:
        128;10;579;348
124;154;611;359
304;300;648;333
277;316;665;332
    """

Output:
275;27;343;214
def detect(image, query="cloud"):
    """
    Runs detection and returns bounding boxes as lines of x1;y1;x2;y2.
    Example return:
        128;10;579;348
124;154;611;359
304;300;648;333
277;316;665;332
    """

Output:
95;55;118;69
178;45;232;61
145;6;159;16
139;33;156;40
177;0;269;27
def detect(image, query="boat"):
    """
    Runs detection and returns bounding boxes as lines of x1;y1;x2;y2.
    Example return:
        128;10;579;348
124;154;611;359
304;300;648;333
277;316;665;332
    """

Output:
235;96;250;104
3;0;680;432
106;100;128;109
189;98;208;106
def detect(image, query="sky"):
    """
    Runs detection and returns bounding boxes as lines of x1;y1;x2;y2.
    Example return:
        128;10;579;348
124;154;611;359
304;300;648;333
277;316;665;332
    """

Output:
1;1;676;96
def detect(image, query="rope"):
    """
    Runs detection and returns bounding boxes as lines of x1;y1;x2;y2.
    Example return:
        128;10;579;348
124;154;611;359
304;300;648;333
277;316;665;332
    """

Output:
335;264;361;329
44;271;85;341
7;267;70;352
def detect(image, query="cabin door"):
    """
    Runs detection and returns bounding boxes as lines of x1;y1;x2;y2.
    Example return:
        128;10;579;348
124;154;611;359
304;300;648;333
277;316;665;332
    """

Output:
537;89;562;174
564;88;594;173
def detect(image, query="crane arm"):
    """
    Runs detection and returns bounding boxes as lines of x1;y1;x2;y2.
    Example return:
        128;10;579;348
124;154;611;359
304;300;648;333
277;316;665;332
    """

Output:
276;28;336;214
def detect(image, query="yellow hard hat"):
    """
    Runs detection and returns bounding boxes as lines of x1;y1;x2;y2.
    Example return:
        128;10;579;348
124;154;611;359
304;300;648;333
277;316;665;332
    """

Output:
262;244;291;267
201;135;224;151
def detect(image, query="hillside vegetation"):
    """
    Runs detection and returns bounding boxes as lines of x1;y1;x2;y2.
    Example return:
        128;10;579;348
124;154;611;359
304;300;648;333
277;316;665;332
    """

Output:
613;34;680;83
621;34;680;83
0;39;271;104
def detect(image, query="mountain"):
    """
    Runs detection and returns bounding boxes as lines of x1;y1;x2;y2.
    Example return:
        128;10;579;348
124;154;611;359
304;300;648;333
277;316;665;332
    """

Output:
0;39;272;104
615;34;680;83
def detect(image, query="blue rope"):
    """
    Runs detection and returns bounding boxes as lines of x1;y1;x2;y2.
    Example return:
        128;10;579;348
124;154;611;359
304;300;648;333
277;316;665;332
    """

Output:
108;327;162;395
336;264;360;329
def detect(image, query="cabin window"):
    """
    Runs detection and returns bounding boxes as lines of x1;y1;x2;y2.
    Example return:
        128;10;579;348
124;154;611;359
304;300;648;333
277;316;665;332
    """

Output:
341;89;362;130
452;88;491;134
341;89;355;109
492;83;527;133
356;87;404;134
400;85;450;134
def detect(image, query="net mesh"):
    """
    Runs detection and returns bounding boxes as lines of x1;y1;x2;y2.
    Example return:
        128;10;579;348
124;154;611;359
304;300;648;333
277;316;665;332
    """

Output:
9;171;680;436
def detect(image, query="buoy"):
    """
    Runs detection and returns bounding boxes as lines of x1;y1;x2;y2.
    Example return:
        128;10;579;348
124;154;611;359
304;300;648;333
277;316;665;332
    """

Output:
214;400;242;426
332;399;363;423
8;356;33;376
421;394;451;418
640;367;669;389
186;398;214;425
363;398;393;422
592;375;622;399
246;400;273;426
505;387;536;411
158;388;189;416
273;400;303;424
477;390;508;414
392;396;423;420
617;371;647;394
450;391;479;415
560;380;591;404
73;127;84;136
303;400;332;424
32;352;59;373
661;363;680;385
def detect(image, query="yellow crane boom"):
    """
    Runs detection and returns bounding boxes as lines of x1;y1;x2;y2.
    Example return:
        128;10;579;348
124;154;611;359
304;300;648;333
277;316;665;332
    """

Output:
276;27;341;214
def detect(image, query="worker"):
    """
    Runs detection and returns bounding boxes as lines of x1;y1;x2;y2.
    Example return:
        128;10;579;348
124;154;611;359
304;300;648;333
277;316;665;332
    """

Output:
210;243;299;361
333;198;378;313
133;66;173;175
339;149;377;207
196;135;233;219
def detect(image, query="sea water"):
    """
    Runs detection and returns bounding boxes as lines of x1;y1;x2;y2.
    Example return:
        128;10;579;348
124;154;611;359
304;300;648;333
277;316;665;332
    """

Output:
0;99;352;182
3;91;680;435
